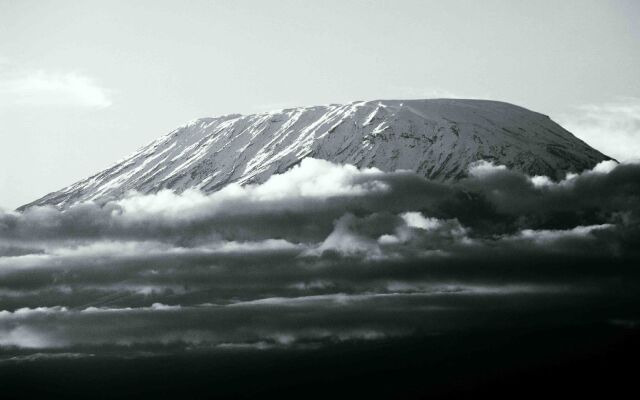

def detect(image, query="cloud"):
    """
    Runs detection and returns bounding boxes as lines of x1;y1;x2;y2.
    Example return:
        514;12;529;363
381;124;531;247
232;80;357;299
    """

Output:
505;224;614;249
400;212;441;230
0;325;58;349
558;97;640;162
468;160;508;178
0;69;112;109
312;214;382;257
112;158;388;221
0;159;639;356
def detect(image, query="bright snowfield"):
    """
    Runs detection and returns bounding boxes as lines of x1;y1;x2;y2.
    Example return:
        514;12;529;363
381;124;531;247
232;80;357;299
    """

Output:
23;99;609;209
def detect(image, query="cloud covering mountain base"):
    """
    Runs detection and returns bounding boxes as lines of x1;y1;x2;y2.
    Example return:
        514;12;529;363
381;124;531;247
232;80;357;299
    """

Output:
1;158;640;359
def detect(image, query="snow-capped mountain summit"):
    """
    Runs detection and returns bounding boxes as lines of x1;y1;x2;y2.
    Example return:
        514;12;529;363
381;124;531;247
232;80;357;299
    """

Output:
23;99;609;209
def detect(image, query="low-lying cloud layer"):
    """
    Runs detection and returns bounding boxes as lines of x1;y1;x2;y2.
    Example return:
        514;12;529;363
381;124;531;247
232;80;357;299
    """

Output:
1;158;640;359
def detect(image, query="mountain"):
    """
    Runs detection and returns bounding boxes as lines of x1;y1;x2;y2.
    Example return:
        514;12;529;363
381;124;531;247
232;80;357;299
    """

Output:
22;99;609;209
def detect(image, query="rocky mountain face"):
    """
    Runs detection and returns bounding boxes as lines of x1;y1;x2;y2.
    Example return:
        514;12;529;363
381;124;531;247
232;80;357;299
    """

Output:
23;99;609;209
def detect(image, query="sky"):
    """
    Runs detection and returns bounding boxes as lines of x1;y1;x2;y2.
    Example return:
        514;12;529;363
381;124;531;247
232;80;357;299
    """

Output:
1;0;639;210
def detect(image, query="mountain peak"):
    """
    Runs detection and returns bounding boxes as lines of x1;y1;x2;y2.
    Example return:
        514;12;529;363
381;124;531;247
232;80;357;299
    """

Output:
22;98;609;210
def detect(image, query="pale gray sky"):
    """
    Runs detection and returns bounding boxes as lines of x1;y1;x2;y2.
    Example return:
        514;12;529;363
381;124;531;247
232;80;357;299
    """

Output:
1;0;639;210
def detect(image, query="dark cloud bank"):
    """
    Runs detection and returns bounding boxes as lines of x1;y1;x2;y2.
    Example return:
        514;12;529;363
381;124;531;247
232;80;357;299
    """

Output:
1;159;640;398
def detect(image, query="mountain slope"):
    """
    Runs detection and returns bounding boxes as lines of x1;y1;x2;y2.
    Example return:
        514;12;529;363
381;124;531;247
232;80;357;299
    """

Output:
23;99;609;209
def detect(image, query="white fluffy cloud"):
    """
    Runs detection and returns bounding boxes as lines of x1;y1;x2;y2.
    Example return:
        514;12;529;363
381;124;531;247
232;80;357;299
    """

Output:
113;158;388;221
559;97;640;162
529;160;619;188
0;69;112;109
467;160;508;178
